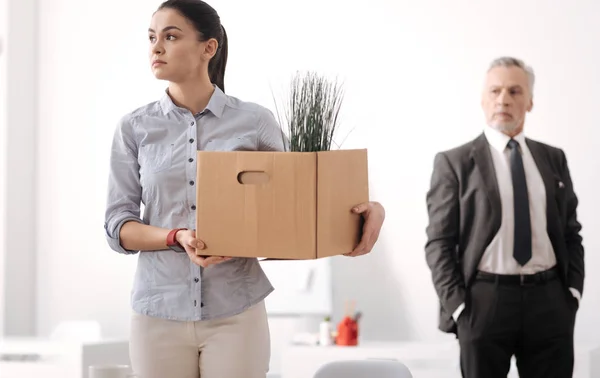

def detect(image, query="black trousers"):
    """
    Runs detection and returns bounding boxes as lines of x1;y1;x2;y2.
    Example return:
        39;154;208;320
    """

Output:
457;270;579;378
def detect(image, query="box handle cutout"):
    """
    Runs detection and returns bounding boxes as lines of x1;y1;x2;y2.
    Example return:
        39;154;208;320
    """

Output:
237;171;270;185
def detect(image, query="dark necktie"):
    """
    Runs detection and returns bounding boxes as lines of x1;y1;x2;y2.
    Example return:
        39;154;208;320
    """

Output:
507;139;532;265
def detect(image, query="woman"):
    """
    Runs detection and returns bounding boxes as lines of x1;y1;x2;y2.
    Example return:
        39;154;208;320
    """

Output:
104;1;385;377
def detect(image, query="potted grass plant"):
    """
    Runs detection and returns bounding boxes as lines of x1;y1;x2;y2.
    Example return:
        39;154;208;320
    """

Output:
273;71;346;152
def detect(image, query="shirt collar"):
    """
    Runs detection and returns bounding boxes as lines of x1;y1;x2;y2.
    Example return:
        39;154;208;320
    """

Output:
159;84;227;118
483;125;526;153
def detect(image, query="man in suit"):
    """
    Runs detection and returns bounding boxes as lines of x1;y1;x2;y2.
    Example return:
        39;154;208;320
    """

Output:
425;56;584;378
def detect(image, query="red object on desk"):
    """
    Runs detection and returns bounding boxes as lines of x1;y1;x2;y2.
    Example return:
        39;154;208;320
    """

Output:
336;316;359;346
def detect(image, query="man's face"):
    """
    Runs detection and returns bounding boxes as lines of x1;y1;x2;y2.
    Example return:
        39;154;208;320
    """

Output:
481;65;533;136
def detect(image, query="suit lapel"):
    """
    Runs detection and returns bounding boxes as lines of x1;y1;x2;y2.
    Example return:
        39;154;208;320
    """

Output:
470;133;502;221
525;138;560;240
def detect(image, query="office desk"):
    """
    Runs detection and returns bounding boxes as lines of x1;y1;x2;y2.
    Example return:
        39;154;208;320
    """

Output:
0;337;130;378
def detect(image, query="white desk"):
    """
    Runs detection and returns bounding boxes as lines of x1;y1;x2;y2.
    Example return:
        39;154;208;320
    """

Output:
280;341;600;378
0;337;130;378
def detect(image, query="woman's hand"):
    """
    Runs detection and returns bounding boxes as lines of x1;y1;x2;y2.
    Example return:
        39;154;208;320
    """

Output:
344;201;385;257
176;229;232;268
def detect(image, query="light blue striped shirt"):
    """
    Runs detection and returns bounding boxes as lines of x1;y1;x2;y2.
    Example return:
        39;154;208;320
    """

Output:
104;85;285;321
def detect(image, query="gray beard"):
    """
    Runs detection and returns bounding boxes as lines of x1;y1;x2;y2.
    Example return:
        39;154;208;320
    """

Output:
490;121;519;134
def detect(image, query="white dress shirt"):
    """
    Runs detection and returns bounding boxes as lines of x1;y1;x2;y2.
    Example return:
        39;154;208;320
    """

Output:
479;127;556;275
453;127;580;321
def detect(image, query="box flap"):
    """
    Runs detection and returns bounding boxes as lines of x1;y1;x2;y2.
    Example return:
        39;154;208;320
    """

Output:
316;149;369;258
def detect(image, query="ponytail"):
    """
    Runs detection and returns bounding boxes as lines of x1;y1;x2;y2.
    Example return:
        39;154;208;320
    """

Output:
209;25;228;93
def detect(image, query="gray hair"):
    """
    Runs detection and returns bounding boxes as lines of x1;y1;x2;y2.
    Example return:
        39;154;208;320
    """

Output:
488;56;535;95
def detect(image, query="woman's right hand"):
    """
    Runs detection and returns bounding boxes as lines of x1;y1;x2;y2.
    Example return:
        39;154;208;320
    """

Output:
175;229;232;268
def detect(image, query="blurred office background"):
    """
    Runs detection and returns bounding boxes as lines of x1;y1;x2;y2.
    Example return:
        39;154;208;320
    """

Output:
1;0;599;377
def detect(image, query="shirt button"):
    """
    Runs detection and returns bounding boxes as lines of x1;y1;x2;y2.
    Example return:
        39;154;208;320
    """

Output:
190;121;195;126
188;158;194;163
189;138;194;143
194;277;199;283
189;181;195;186
191;205;196;210
193;300;197;307
201;302;204;307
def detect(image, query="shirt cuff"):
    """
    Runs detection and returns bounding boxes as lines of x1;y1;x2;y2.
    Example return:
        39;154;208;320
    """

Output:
452;302;465;322
569;287;581;304
105;217;143;255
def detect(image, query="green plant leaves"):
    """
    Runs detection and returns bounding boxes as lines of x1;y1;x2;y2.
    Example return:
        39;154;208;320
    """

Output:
275;71;345;152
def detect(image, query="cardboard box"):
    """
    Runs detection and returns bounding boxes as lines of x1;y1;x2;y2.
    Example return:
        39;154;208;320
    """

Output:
195;149;369;259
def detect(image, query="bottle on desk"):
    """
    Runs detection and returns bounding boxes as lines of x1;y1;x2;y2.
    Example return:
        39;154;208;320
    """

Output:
319;316;333;346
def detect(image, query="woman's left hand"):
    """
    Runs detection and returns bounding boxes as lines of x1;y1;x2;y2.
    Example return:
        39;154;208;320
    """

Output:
177;230;232;268
344;201;385;257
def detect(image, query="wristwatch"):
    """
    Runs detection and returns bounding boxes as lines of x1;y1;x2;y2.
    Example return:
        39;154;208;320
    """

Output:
166;228;188;253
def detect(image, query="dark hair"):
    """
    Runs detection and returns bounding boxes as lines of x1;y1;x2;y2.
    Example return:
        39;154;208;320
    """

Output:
158;0;228;92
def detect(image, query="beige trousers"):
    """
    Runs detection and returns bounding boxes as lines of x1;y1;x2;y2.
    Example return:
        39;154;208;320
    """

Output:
129;301;270;378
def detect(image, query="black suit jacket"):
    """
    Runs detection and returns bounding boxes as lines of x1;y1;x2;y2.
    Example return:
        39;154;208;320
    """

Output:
424;133;584;334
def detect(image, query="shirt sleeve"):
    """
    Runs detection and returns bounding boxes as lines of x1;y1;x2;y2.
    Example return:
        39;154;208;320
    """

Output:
104;114;144;255
257;107;289;152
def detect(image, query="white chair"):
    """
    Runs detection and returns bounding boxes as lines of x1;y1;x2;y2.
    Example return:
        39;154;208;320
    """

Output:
313;359;413;378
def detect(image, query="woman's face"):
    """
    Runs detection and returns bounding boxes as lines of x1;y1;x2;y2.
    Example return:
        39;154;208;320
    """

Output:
148;8;215;83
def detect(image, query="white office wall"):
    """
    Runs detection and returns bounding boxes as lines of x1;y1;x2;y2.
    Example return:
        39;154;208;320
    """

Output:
24;0;600;374
0;0;7;337
2;0;38;336
34;0;161;340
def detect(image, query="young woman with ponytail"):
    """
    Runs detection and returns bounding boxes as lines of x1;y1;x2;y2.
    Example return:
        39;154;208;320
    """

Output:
104;1;385;377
